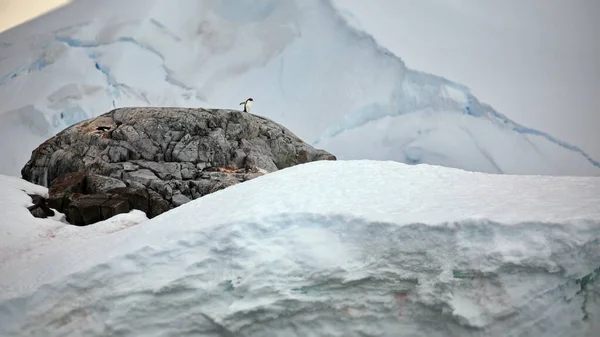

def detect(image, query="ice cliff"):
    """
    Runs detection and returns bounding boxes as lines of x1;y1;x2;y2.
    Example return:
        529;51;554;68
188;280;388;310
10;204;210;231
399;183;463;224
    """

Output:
0;0;598;176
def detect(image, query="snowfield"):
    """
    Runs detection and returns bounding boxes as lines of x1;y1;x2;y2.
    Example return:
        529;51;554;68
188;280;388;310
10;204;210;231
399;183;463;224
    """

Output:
0;0;599;176
1;160;599;337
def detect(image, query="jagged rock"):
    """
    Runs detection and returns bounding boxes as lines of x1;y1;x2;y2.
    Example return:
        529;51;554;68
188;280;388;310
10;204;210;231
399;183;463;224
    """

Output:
171;192;191;207
27;194;55;218
87;174;127;194
47;172;87;211
147;189;172;218
101;197;130;219
106;187;150;213
67;193;131;226
21;107;335;225
68;194;111;226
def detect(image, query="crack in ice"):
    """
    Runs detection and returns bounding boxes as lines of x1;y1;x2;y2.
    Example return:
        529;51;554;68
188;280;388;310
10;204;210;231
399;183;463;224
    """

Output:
149;18;182;42
0;25;195;97
54;35;195;93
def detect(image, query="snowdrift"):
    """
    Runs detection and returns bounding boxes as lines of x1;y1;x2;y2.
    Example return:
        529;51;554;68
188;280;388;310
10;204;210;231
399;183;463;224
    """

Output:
0;174;147;270
0;0;599;177
1;160;599;336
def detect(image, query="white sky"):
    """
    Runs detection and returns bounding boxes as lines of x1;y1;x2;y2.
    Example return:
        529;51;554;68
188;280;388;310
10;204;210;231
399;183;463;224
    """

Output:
0;0;70;32
334;0;600;160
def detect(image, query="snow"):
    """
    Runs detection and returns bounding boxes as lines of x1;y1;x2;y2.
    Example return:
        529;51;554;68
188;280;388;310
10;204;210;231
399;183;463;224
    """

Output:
0;174;147;276
330;0;600;162
0;0;599;177
1;160;599;336
1;2;599;335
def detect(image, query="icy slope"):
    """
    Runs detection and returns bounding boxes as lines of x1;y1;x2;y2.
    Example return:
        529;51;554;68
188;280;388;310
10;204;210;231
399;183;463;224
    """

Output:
0;160;599;337
0;0;599;176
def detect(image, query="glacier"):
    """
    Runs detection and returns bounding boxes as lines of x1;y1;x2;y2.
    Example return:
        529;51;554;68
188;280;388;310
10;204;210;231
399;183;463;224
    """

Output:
0;160;599;337
0;0;599;177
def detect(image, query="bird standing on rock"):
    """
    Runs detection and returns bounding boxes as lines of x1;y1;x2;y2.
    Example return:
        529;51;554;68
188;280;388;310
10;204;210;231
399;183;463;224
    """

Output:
239;97;253;113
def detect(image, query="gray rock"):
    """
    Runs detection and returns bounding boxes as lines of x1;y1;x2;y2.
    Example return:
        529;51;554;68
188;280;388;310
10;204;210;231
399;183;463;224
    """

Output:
124;169;159;186
171;192;191;207
180;163;197;180
29;206;52;219
87;174;126;194
122;162;139;172
27;194;55;219
21;107;336;225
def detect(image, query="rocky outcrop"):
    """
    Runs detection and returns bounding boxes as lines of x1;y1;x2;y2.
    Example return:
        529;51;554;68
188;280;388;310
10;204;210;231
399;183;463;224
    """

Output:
42;172;170;226
21;107;336;225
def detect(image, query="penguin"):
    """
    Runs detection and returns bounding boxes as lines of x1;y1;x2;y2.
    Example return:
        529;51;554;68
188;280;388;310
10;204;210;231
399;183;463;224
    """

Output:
239;97;253;113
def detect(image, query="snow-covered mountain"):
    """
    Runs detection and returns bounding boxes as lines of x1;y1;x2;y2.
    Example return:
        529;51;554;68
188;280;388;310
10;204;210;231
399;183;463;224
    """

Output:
1;160;599;336
0;0;598;177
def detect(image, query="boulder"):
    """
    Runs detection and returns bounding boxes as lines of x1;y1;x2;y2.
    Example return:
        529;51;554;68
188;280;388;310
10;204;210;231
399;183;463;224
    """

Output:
27;194;55;219
68;194;111;226
21;107;335;225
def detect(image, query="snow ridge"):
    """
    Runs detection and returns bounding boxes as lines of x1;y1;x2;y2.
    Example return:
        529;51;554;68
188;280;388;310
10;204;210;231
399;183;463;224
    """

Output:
1;159;599;336
0;215;598;337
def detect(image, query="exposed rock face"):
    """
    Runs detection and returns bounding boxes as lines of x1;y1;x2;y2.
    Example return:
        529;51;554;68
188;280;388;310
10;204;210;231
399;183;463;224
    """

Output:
21;107;336;225
40;171;171;226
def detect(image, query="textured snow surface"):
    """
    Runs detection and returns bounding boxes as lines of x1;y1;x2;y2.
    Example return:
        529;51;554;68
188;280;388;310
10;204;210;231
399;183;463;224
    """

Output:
0;0;599;176
0;174;147;279
1;161;599;337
